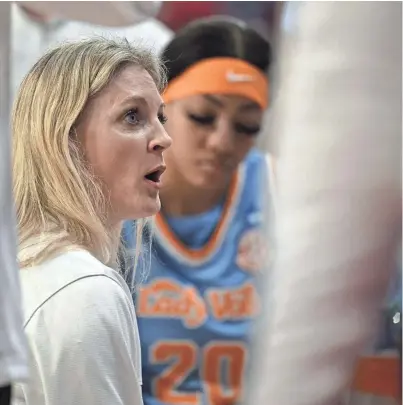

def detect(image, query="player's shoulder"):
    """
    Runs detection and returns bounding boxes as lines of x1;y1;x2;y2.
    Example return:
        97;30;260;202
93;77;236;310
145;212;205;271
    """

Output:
243;148;266;168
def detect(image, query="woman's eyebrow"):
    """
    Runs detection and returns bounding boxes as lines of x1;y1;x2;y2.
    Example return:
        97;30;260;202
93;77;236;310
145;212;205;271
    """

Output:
120;95;147;107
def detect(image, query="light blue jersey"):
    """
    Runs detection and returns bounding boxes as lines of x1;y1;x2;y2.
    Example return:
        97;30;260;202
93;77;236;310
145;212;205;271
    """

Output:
123;149;275;405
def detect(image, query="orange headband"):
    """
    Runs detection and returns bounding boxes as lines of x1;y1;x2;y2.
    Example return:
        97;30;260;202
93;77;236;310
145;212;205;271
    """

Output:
163;57;269;109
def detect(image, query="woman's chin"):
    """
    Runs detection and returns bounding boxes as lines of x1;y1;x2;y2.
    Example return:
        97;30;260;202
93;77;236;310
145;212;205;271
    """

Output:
119;195;161;221
137;195;162;219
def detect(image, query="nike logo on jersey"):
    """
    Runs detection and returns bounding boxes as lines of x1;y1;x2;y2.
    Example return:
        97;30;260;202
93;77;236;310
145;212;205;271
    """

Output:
226;71;254;83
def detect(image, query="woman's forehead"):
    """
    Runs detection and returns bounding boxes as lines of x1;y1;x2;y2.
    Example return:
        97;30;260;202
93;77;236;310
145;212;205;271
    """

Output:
93;65;163;109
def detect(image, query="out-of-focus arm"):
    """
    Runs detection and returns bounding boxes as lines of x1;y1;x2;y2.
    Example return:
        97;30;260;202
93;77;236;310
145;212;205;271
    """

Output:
0;2;28;387
16;1;161;26
249;2;401;405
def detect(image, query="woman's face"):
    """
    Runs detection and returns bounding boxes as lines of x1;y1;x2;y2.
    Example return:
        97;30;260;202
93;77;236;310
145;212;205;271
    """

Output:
164;94;264;190
76;64;172;222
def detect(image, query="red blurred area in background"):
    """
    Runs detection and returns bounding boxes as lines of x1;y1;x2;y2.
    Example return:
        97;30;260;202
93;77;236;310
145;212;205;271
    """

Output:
158;1;222;31
158;1;283;41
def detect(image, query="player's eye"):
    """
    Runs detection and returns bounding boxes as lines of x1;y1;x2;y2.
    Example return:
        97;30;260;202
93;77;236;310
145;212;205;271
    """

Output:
188;112;216;126
234;123;261;137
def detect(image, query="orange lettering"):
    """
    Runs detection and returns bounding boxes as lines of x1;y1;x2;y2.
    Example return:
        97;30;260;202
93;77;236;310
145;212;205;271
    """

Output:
207;283;259;320
137;279;207;328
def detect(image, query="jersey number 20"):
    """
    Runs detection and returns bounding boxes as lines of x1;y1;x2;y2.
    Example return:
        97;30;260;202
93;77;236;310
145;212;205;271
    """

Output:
151;340;246;405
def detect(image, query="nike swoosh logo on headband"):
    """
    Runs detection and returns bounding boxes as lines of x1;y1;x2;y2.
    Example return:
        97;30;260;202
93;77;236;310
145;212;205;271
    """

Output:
226;71;254;83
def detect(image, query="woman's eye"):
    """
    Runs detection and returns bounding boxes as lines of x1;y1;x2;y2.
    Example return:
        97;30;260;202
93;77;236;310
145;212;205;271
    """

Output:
124;109;139;125
188;113;215;126
158;113;168;125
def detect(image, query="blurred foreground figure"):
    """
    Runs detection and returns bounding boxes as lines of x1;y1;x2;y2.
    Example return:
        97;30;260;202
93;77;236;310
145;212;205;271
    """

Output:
11;2;167;98
1;3;161;405
0;6;27;404
17;1;161;27
248;2;401;405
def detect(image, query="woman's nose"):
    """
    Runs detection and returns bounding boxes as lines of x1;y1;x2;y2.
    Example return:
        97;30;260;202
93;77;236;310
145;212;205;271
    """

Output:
148;126;172;152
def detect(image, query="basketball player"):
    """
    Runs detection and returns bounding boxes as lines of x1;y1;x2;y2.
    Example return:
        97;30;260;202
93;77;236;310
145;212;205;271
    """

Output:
122;17;275;405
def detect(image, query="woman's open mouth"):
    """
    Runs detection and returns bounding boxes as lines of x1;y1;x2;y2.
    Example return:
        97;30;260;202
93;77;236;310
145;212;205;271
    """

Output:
144;165;166;189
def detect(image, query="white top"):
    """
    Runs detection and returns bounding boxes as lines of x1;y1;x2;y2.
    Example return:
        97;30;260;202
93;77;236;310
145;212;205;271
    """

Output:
12;250;143;405
249;2;401;405
45;18;173;54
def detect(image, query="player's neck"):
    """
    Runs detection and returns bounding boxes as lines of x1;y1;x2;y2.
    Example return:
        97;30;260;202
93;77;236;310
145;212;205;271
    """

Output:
160;170;227;217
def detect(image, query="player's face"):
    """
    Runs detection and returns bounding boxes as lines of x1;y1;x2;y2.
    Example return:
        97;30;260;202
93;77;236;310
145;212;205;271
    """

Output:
76;64;172;223
164;94;263;190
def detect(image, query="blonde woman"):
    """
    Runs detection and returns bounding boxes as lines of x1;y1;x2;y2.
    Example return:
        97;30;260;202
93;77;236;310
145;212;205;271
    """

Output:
11;37;171;405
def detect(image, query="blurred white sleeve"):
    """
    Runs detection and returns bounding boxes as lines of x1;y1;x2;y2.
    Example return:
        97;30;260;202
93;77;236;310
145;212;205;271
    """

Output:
16;1;161;27
249;2;401;405
0;2;29;387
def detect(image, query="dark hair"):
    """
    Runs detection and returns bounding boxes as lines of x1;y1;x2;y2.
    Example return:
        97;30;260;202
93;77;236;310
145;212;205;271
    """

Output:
161;16;272;83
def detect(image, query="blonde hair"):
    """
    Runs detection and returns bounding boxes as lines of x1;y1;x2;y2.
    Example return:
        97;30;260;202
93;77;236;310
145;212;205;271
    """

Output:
12;37;166;270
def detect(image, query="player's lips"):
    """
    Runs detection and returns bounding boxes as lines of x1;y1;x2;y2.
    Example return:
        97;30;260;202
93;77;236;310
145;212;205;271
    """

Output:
144;164;166;189
199;160;233;173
